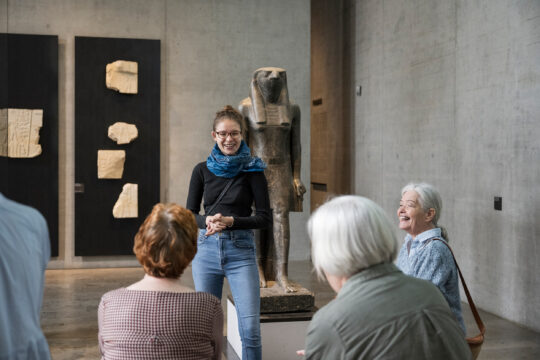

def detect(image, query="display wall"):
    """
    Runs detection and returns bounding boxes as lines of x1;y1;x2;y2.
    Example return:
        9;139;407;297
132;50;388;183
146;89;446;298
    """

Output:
75;36;160;256
2;0;310;267
0;33;59;256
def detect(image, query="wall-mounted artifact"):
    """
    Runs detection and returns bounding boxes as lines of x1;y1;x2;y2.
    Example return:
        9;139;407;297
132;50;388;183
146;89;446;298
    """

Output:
97;150;125;179
1;33;59;257
112;183;138;218
75;36;160;256
108;122;138;145
240;67;306;294
105;60;138;94
0;108;43;158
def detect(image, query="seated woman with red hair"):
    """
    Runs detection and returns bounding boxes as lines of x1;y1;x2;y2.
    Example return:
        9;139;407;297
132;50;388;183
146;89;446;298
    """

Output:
98;203;223;360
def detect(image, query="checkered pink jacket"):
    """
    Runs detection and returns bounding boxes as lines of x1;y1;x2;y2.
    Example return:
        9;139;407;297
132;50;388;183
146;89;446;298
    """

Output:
98;289;223;359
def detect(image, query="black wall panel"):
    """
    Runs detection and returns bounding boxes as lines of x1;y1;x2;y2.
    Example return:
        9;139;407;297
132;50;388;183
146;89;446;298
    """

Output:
0;33;59;257
75;36;160;256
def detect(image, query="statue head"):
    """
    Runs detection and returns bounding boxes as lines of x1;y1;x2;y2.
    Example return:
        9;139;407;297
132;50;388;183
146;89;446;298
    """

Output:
253;67;288;104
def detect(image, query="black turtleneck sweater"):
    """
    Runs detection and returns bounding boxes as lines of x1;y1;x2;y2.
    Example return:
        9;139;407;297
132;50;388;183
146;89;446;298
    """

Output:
186;162;271;230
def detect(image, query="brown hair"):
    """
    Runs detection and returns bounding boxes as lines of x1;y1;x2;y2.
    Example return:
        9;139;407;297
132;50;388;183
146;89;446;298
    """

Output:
213;105;244;131
133;203;198;278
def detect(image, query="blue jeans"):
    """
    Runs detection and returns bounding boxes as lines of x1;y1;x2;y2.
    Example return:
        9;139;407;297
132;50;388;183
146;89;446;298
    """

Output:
192;229;261;360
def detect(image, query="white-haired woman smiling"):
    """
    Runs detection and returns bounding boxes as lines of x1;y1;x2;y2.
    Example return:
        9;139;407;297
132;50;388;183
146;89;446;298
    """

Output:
302;195;470;359
396;182;465;333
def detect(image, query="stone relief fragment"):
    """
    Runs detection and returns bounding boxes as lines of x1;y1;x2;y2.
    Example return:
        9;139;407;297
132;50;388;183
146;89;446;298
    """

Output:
106;60;138;94
108;122;138;145
0;108;43;158
97;150;126;179
0;109;6;156
113;183;138;218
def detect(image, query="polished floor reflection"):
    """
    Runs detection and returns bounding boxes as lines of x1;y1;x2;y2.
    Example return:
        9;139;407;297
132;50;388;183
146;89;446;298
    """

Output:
41;261;540;359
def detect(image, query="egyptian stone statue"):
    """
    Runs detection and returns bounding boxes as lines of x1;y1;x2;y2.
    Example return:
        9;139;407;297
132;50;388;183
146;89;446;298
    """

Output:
239;67;306;293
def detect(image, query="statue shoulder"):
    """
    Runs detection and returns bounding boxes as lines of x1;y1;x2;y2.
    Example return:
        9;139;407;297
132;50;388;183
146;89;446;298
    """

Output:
290;102;301;120
238;97;252;116
291;102;300;114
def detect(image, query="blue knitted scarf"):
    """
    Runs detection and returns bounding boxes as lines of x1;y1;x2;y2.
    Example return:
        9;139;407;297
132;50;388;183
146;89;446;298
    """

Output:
206;141;266;178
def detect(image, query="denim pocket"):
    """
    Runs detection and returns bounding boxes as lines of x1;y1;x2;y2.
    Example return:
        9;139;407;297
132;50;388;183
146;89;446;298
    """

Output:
197;230;207;245
232;230;254;249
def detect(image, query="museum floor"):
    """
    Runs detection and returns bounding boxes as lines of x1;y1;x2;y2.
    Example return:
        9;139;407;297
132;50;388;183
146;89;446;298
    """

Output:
42;260;540;360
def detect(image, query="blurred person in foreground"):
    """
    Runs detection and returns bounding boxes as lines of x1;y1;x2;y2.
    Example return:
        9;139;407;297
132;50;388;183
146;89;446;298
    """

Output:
301;195;470;359
98;203;223;360
0;193;51;360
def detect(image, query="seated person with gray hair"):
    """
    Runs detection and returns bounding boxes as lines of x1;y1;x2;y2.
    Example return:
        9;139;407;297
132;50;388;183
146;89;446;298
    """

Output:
396;182;465;333
302;195;470;359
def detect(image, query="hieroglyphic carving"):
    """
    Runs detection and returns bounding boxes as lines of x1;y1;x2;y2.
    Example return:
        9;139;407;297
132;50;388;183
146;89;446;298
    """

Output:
113;183;138;218
108;122;138;145
97;150;125;179
106;60;138;94
0;108;43;158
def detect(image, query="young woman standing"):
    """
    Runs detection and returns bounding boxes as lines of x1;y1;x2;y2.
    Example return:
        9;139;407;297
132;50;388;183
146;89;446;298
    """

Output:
186;105;270;360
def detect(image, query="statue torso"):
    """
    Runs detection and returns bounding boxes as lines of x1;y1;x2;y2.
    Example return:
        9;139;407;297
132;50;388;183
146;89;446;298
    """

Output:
247;104;291;163
244;102;294;208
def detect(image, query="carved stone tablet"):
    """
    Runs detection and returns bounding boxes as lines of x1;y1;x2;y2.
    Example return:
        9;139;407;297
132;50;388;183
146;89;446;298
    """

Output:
97;150;125;179
106;60;138;94
113;183;138;218
108;122;138;145
0;108;43;158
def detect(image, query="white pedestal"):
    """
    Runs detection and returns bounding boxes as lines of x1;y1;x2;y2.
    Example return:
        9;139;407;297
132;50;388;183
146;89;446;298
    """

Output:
227;298;314;360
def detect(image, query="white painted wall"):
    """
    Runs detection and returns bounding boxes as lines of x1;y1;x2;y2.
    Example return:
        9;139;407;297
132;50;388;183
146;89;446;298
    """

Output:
1;0;310;268
353;0;540;332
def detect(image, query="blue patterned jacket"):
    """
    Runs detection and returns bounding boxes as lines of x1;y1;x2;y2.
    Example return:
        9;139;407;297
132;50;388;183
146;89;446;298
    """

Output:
396;228;466;333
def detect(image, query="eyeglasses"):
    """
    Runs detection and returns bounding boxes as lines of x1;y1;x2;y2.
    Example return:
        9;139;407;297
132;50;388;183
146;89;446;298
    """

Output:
215;131;241;139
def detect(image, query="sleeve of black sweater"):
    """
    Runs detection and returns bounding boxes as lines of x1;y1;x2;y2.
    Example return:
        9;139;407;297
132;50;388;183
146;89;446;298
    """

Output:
186;163;207;229
233;171;271;230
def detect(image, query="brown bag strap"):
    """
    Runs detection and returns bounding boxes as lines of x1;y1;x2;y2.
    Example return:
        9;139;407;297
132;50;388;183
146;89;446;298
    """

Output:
433;238;486;337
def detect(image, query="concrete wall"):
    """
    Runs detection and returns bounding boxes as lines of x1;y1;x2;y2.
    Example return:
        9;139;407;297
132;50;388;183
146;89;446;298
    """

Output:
1;0;310;268
353;0;540;331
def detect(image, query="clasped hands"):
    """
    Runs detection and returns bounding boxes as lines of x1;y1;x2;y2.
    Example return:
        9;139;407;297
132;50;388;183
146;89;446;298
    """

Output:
205;213;234;236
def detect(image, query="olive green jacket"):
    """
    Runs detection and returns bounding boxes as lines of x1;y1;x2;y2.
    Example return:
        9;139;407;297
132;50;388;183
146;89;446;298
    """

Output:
305;263;471;360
